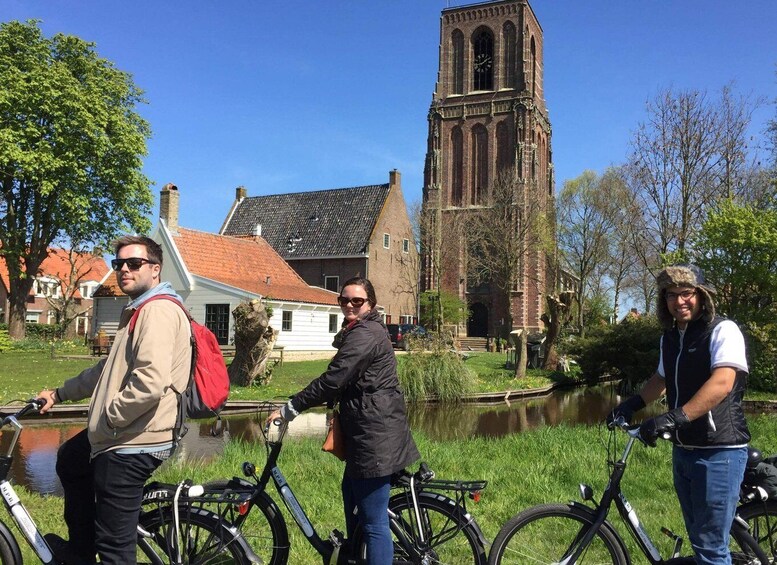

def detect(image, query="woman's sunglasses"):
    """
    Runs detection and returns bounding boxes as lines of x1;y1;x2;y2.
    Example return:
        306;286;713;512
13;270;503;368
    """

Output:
338;296;368;307
111;257;157;271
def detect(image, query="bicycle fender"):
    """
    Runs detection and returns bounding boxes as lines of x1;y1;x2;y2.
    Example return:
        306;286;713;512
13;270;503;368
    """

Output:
389;491;489;549
567;501;632;565
0;518;23;564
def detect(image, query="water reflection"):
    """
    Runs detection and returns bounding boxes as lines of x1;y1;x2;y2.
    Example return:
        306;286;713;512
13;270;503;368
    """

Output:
1;383;659;495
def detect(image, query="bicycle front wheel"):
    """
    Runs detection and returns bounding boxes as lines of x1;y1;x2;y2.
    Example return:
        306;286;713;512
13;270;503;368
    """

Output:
488;503;628;565
736;500;777;564
730;514;771;565
204;480;290;565
356;492;487;564
137;505;254;564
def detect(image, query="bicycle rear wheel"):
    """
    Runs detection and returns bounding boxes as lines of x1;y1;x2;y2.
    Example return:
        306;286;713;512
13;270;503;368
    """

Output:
736;500;777;564
356;491;487;564
488;503;628;565
137;505;254;564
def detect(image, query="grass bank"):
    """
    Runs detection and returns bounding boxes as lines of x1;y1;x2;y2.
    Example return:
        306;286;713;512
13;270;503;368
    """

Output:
13;416;777;563
0;351;557;403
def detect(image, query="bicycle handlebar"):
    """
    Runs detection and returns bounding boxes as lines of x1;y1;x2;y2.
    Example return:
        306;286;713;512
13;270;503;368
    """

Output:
1;398;45;425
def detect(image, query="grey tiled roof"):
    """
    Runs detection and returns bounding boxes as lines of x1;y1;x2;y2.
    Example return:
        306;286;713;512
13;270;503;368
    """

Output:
221;184;391;258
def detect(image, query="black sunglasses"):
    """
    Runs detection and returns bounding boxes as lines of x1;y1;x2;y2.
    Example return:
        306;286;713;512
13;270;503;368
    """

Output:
111;257;157;271
338;296;369;307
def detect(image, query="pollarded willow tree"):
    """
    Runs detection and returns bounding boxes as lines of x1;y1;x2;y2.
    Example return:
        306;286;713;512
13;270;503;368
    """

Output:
0;20;153;338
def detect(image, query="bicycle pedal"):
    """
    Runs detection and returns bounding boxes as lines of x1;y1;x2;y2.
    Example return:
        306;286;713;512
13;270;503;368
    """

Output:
329;529;345;546
661;526;682;541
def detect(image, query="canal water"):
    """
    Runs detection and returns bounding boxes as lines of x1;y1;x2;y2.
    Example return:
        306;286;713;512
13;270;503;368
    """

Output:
2;383;660;496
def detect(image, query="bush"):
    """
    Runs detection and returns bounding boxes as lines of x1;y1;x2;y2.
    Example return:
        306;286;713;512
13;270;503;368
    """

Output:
565;316;662;391
0;329;11;352
398;334;475;403
744;321;777;393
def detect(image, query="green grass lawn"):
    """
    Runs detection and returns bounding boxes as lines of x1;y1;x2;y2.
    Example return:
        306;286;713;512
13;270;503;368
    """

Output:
1;350;772;404
13;415;777;564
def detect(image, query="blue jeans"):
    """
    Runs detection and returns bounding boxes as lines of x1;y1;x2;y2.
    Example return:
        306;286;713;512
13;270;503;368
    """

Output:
342;474;393;565
672;446;747;565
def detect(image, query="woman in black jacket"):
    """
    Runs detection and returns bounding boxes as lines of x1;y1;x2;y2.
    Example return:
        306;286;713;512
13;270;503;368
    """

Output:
267;277;420;564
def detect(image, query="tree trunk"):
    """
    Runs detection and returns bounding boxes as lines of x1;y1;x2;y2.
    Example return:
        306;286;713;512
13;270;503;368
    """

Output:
541;291;574;370
8;277;35;339
514;328;528;379
228;299;277;387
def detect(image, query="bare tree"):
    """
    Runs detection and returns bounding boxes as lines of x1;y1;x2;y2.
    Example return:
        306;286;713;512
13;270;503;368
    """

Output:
45;246;107;337
466;170;549;336
627;86;759;262
419;202;467;332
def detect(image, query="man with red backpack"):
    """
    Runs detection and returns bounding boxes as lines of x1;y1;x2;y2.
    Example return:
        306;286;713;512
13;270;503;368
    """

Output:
37;235;191;565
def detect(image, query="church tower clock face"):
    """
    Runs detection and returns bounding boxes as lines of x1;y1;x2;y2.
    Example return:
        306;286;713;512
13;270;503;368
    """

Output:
474;53;492;73
421;0;553;337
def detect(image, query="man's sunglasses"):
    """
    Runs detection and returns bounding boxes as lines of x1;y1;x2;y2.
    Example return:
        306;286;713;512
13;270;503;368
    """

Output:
338;296;368;307
111;258;157;271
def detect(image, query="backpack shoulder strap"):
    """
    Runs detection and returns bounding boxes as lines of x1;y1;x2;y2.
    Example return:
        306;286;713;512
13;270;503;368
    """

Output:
128;295;191;333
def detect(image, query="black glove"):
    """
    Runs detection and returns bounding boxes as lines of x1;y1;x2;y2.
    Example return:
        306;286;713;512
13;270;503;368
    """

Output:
606;395;646;426
638;407;690;447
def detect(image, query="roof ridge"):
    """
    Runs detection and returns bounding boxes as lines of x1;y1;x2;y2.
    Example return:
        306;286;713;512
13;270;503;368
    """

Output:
244;183;389;200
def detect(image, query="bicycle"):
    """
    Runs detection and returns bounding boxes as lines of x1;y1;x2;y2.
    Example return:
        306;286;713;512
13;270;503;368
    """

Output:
488;418;769;564
173;402;489;564
0;399;255;565
738;451;777;564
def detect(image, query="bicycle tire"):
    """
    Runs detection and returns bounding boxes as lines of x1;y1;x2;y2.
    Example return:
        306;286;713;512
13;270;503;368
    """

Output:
0;519;21;565
733;501;777;564
204;480;290;565
355;491;487;564
488;503;628;565
137;505;254;564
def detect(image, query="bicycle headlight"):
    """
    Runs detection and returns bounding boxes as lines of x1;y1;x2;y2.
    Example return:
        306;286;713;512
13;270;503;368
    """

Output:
579;483;594;501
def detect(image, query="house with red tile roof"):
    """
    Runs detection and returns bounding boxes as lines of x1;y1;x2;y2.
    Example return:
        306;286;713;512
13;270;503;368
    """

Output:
0;248;109;336
91;184;342;351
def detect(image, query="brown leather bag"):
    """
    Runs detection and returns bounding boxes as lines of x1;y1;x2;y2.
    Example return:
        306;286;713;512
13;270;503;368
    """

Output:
322;410;346;461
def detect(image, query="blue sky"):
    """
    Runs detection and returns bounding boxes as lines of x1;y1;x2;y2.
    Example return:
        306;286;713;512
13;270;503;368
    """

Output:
3;1;776;235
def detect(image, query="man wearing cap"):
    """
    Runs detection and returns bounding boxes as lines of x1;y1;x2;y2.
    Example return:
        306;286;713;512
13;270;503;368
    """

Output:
609;264;750;564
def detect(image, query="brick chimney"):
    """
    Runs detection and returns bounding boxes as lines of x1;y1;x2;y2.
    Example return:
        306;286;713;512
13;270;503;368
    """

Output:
236;186;247;200
389;169;401;190
160;183;179;233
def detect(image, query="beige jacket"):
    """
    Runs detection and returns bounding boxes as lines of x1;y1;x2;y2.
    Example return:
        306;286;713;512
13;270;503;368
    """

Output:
59;299;191;456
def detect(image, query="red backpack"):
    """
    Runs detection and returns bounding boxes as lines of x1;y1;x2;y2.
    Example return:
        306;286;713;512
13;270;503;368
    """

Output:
128;295;229;429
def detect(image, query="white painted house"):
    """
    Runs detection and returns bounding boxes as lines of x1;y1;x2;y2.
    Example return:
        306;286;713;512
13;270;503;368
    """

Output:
92;184;342;351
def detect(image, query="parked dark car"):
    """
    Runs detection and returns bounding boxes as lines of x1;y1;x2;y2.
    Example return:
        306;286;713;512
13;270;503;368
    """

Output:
386;324;428;351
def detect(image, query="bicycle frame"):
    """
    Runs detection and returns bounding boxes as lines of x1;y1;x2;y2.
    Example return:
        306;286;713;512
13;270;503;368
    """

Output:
566;424;758;565
0;402;57;564
229;417;487;563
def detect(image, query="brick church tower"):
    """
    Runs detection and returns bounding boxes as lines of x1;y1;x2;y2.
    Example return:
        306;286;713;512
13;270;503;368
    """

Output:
421;0;554;338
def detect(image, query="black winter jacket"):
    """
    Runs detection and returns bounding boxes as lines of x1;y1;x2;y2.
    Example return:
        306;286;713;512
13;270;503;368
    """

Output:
290;310;420;478
661;316;750;448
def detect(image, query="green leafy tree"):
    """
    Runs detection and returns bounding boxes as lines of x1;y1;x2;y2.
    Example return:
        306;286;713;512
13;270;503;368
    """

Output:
0;21;153;338
419;289;469;330
693;199;777;325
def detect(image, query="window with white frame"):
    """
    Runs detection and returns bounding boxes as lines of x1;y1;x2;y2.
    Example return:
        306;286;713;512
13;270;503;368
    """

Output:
47;311;57;325
33;277;60;298
25;311;41;323
282;311;293;332
402;239;410;253
400;315;413;324
383;233;390;249
329;314;339;333
79;281;99;299
324;276;339;292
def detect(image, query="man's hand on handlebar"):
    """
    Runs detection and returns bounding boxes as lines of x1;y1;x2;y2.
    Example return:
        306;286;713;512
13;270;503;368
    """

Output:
35;389;57;414
638;407;690;447
606;394;646;427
